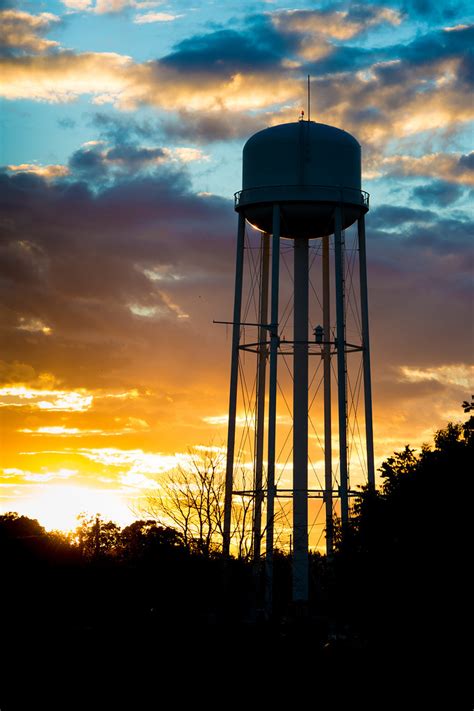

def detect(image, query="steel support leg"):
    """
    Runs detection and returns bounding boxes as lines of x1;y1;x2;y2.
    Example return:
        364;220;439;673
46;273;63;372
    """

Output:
334;207;349;529
265;204;280;615
358;215;375;488
223;212;245;556
293;237;309;602
323;234;333;556
253;232;270;561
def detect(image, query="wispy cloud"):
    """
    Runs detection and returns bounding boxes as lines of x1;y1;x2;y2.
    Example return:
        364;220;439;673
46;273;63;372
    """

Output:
3;467;77;482
77;447;191;474
378;153;474;185
134;12;181;24
399;364;473;389
61;0;164;13
16;316;52;335
0;10;60;55
0;386;93;411
5;163;70;179
18;418;149;437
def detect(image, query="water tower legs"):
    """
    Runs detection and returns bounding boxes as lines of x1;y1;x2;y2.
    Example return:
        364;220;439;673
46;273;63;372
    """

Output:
322;234;334;556
252;232;270;561
223;212;245;557
334;207;349;529
224;204;374;614
358;215;375;488
265;204;281;614
293;237;309;602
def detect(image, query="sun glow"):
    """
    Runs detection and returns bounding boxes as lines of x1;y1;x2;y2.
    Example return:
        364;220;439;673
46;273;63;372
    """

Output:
11;484;134;531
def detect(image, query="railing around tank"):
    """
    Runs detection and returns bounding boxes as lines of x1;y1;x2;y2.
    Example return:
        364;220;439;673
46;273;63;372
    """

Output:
234;185;370;209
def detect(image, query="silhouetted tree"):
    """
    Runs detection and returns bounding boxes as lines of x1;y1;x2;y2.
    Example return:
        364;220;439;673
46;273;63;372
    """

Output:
333;416;472;661
73;513;120;559
118;519;185;562
140;449;255;558
0;511;53;565
0;511;45;539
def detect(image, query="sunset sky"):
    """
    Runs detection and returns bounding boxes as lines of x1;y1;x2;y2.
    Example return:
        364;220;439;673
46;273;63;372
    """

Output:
0;0;472;535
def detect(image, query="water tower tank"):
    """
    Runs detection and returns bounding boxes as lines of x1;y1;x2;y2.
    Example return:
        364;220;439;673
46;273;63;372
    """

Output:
235;121;369;238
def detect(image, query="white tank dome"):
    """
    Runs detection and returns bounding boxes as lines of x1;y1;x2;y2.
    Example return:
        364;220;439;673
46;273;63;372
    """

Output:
235;121;368;238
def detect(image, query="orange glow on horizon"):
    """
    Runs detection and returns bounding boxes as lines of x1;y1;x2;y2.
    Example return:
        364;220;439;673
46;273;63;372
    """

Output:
2;484;135;532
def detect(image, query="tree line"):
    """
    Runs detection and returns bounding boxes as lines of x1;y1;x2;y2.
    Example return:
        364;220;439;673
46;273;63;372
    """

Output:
1;412;471;707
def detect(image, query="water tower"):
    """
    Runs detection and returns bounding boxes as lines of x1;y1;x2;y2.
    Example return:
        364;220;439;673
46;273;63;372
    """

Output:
222;119;375;610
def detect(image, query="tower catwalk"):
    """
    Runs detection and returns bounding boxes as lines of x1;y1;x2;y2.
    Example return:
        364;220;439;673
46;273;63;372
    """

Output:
223;120;375;612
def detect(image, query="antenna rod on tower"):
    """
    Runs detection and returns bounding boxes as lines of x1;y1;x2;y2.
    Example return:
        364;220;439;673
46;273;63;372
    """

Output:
307;75;311;122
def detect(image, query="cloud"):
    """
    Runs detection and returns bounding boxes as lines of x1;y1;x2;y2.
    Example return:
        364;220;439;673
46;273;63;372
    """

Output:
1;18;471;169
68;140;167;177
77;447;189;474
412;180;464;206
58;117;77;129
16;316;52;335
160;109;267;143
19;417;149;436
399;364;473;388
0;51;134;102
0;158;234;398
272;5;402;43
0;385;93;411
379;152;474;185
382;0;471;21
61;0;164;13
368;205;437;229
11;468;77;482
0;47;296;111
0;9;60;56
160;28;284;74
458;152;474;170
120;471;160;489
91;111;158;143
5;163;70;179
66;140;208;179
61;0;94;9
134;12;180;24
0;10;471;165
93;107;265;145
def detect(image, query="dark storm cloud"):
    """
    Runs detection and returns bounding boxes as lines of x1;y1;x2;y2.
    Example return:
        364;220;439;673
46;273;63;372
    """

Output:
412;180;464;206
397;0;469;20
139;15;472;147
401;23;474;64
1;154;471;394
69;145;109;178
157;7;400;80
0;164;234;390
137;16;469;143
91;112;160;145
369;205;437;228
105;144;166;165
365;209;472;368
404;216;473;260
160;110;266;144
378;24;474;88
344;3;397;23
308;23;473;78
306;45;385;74
458;51;474;88
68;142;168;179
160;27;285;75
368;206;472;259
458;152;474;171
